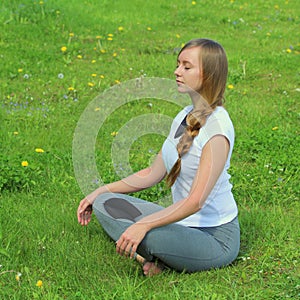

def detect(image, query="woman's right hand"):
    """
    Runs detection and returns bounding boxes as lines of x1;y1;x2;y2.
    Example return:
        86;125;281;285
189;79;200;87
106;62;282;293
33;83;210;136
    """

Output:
77;197;94;226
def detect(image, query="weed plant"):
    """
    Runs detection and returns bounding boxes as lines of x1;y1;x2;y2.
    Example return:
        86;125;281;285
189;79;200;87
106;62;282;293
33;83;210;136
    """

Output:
0;0;299;299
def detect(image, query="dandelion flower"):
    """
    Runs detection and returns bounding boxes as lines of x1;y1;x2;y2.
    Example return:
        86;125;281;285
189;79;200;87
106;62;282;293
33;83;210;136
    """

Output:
21;161;29;167
107;37;113;41
58;73;64;79
115;80;120;84
108;33;113;37
91;60;96;63
192;1;196;5
88;82;95;87
69;32;74;37
68;86;75;91
227;84;234;89
77;55;83;59
15;273;22;281
96;35;102;39
147;27;152;31
36;280;43;287
13;131;19;135
61;46;67;52
18;68;23;73
118;26;124;31
111;131;118;137
39;1;44;5
286;48;292;53
113;53;117;57
94;107;101;111
100;49;106;54
176;34;180;38
35;148;45;153
272;126;279;131
100;75;105;79
91;73;97;77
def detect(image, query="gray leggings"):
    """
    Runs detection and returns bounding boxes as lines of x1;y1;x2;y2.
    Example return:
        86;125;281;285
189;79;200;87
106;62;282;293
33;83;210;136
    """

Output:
93;193;240;273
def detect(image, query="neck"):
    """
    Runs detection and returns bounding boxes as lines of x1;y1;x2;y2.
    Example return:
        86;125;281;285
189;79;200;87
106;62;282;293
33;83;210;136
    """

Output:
189;92;211;111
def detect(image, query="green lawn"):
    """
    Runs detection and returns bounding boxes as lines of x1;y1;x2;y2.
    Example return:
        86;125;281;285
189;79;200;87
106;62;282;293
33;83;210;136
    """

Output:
0;0;299;299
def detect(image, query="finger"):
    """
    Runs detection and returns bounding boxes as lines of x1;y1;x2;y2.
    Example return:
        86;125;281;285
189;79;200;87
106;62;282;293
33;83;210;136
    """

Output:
124;243;133;257
130;244;138;259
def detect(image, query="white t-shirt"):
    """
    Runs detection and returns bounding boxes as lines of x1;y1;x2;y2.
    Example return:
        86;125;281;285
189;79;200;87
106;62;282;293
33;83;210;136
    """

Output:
162;105;238;227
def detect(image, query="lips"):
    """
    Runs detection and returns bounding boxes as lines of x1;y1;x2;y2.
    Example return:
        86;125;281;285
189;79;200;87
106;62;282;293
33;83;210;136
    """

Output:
176;80;184;85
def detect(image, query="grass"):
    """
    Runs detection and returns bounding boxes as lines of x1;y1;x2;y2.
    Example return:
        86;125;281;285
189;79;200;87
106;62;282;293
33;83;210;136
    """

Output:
0;0;299;299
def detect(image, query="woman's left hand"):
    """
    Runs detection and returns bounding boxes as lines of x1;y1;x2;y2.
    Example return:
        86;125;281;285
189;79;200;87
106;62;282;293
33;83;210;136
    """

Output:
116;223;149;259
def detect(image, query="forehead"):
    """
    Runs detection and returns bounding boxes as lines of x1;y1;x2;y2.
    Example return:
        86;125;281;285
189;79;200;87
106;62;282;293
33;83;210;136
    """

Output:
178;47;201;64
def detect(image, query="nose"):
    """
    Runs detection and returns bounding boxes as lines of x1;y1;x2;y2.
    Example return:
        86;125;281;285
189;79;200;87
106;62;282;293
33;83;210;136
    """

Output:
174;66;181;77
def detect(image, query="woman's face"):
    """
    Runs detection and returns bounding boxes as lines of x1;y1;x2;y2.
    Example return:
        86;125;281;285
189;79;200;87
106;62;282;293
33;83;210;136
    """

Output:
174;46;202;94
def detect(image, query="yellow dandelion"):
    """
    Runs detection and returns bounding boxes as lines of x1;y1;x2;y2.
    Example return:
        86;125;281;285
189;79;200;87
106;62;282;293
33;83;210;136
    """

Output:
91;60;96;63
118;26;124;31
18;68;23;73
147;27;152;31
115;80;120;84
286;48;292;53
274;4;279;9
96;35;102;39
61;46;67;52
266;32;271;36
100;49;106;53
176;34;180;38
56;10;60;15
107;37;113;41
35;148;45;153
100;75;105;79
272;126;279;131
228;84;234;89
36;280;43;287
77;55;82;59
39;1;44;5
94;107;101;111
192;1;196;5
113;53;117;57
13;131;19;135
16;274;20;281
88;82;95;87
91;73;97;77
69;32;74;37
111;131;118;137
68;86;75;91
21;161;29;167
108;33;114;37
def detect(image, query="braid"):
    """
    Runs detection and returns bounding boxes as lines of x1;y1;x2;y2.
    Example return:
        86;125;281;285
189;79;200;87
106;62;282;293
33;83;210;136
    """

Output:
166;105;213;187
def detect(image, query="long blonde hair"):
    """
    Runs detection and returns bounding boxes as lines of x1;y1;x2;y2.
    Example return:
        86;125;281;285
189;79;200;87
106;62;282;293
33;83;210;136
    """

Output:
166;38;228;187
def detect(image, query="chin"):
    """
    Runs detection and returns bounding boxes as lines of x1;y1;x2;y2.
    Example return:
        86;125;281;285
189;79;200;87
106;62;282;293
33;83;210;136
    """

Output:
177;86;189;94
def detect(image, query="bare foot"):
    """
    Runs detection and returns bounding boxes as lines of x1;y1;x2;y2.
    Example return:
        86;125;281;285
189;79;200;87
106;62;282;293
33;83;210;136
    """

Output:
142;261;163;277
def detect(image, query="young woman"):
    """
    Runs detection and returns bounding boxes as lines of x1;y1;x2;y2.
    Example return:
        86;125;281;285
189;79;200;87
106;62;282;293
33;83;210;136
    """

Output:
77;38;240;276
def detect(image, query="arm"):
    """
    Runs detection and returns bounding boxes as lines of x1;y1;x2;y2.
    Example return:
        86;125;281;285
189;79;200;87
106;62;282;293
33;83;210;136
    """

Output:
77;150;167;225
117;135;230;257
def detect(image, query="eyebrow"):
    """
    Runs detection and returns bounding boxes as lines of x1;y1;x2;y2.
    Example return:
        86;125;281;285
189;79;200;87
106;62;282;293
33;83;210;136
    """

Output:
177;59;193;65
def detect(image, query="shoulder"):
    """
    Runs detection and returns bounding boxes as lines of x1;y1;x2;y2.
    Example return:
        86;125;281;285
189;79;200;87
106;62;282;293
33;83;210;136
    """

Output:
170;105;193;129
206;106;233;129
174;105;193;120
196;106;234;146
